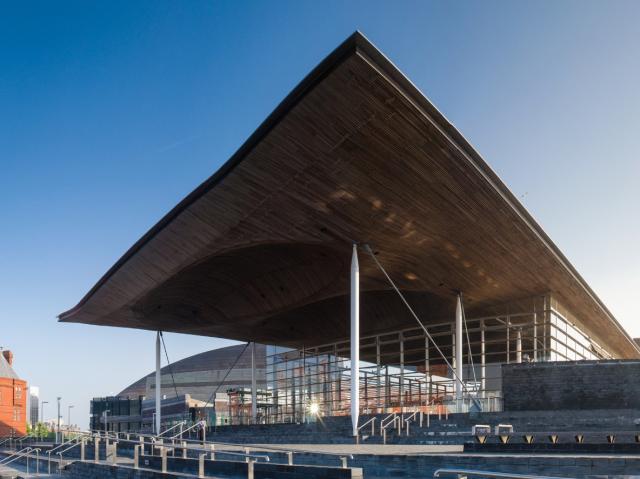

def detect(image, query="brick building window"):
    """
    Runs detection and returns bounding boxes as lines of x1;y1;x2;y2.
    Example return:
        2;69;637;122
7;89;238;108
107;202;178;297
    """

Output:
13;407;20;421
15;386;22;399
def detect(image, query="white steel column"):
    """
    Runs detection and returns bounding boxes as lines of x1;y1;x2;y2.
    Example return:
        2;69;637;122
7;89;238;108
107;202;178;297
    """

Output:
516;329;523;363
376;337;381;410
350;244;360;437
480;319;486;397
399;332;404;409
155;331;161;435
251;342;257;422
455;294;463;401
533;311;538;361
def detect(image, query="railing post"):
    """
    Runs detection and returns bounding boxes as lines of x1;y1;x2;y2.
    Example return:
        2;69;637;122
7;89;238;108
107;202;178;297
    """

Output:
247;457;255;479
94;437;100;463
161;447;167;473
134;445;139;469
244;447;250;463
182;440;187;459
80;438;85;461
340;456;348;469
139;436;145;456
210;443;216;461
198;453;205;478
286;451;293;465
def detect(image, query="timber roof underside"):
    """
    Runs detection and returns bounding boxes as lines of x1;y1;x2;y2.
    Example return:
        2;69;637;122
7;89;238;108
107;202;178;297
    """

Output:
58;33;639;359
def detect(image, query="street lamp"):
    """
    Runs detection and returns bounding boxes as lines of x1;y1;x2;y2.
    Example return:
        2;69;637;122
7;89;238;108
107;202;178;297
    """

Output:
56;397;62;443
41;401;48;423
68;405;74;431
40;401;49;440
103;410;110;434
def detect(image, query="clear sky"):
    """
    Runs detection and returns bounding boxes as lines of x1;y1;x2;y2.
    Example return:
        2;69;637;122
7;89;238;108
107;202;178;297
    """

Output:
1;1;639;428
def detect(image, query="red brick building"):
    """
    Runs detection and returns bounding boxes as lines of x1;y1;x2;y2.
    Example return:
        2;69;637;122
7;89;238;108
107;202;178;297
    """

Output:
0;350;27;436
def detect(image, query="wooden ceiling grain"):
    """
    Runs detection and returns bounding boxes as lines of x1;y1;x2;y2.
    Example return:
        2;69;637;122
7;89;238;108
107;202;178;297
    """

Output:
58;32;639;359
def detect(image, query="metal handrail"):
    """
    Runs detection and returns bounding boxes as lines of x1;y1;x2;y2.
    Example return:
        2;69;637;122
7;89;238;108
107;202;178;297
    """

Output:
0;446;33;464
0;447;44;477
380;412;396;435
48;435;82;455
88;429;119;442
0;454;29;473
67;433;354;468
381;414;400;445
163;436;353;468
0;434;31;449
57;441;83;456
357;417;377;441
404;411;419;436
152;443;270;464
170;420;205;439
197;449;270;462
434;468;573;479
47;435;86;474
190;438;354;459
57;441;85;470
158;421;187;438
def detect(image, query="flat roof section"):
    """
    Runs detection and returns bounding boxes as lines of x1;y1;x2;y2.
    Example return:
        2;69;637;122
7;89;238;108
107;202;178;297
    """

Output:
58;32;639;359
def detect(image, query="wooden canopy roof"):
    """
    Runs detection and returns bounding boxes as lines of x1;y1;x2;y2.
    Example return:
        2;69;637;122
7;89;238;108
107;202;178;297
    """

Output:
59;32;639;359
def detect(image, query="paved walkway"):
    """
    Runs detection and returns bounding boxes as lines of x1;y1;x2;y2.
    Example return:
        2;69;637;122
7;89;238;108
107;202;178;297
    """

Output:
222;443;464;455
0;462;63;478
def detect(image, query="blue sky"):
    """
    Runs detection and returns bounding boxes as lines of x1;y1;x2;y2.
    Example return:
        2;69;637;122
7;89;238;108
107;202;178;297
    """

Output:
1;1;639;428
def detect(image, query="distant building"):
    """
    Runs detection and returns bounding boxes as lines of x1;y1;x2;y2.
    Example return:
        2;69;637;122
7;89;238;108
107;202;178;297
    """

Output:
90;344;267;432
118;344;266;402
28;386;39;425
90;395;143;432
0;350;27;436
90;394;217;433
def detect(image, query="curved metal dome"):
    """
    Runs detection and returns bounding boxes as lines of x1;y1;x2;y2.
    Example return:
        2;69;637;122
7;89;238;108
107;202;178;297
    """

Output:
118;343;266;400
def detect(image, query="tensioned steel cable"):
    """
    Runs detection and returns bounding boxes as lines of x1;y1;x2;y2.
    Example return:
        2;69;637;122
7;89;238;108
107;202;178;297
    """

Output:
159;332;180;399
460;294;478;386
202;341;251;412
363;243;480;407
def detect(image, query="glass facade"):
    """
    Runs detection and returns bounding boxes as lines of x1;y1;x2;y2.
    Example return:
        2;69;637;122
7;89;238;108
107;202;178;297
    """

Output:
244;294;613;424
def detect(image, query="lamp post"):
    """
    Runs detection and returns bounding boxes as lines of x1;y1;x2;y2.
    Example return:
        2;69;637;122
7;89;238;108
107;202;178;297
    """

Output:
41;401;48;423
103;410;110;434
68;405;74;431
40;401;49;440
57;397;62;443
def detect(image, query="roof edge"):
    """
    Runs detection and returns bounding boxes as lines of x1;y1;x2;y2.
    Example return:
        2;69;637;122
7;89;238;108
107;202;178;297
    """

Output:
352;41;639;356
59;31;367;322
57;31;639;358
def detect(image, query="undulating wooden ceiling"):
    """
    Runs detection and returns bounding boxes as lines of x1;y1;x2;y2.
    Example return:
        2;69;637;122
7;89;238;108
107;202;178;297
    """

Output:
58;32;639;359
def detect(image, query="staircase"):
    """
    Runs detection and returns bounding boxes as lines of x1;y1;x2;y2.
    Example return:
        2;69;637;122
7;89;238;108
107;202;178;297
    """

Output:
203;408;640;445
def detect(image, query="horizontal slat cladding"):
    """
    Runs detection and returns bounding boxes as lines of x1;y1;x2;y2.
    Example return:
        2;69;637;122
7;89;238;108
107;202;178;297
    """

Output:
60;39;635;357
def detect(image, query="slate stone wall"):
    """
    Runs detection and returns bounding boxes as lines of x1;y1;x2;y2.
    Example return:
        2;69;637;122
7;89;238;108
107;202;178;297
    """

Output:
503;360;640;411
